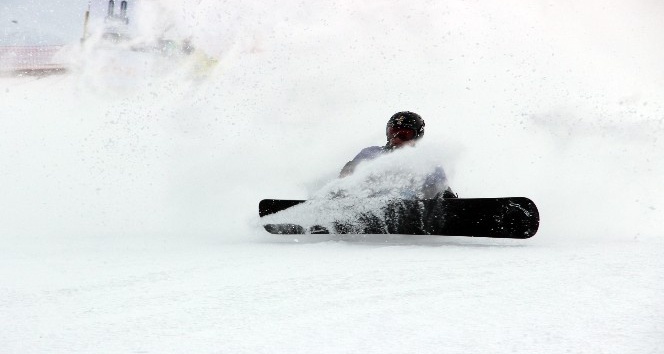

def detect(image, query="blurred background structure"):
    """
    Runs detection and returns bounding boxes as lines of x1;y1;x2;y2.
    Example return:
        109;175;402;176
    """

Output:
0;45;66;75
0;0;130;76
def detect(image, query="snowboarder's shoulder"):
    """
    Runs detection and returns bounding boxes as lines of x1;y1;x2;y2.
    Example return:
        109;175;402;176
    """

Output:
353;146;387;161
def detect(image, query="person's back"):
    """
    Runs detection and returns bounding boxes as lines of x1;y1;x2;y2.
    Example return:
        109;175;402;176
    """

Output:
339;111;457;199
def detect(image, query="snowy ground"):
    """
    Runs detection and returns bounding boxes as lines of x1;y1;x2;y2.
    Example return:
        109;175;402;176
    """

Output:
2;236;663;353
2;1;664;353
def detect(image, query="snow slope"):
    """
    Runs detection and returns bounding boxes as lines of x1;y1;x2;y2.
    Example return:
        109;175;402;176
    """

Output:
1;0;663;353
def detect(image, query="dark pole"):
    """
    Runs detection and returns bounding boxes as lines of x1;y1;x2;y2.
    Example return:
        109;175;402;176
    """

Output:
107;0;115;17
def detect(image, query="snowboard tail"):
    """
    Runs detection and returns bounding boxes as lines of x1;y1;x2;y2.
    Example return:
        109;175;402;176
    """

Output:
259;197;539;239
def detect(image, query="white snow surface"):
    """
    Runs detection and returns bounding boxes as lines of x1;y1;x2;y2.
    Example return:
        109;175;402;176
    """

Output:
2;1;664;353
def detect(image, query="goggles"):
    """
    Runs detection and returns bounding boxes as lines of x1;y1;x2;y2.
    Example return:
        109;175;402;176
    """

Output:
387;126;417;141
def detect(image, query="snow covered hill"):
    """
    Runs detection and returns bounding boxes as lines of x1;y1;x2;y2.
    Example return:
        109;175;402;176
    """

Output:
1;1;663;353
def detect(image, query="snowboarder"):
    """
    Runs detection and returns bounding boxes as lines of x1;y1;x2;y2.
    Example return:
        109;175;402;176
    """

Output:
339;111;457;199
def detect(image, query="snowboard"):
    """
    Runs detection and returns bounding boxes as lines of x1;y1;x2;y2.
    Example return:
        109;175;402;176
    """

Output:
259;197;539;239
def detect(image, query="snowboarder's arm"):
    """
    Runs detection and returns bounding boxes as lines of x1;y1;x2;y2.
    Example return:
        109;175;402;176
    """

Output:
339;160;356;178
338;146;384;178
423;167;458;199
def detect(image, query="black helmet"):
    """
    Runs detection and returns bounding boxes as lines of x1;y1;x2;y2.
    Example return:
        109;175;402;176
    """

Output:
386;111;425;140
